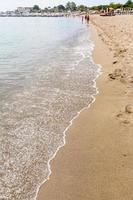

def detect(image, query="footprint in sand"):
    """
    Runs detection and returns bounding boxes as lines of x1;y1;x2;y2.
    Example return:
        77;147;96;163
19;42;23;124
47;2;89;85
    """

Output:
108;68;126;82
116;104;133;125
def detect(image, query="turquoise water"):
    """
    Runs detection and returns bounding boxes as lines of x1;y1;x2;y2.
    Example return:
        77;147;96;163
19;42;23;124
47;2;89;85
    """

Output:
0;17;100;200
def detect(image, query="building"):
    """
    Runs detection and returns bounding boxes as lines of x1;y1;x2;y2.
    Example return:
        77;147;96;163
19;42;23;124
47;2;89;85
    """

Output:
16;7;32;14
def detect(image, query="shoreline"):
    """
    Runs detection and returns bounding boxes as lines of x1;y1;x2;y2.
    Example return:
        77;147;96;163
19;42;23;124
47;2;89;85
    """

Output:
37;16;133;200
35;28;102;200
37;22;107;200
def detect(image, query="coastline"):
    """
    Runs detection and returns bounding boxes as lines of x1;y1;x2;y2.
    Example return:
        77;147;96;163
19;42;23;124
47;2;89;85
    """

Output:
37;16;133;200
35;25;101;200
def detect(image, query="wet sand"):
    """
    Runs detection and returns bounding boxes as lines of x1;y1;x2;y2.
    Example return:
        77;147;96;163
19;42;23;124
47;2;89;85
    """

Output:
37;15;133;200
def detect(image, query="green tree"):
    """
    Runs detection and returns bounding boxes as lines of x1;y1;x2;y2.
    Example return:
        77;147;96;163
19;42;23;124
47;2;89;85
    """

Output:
124;0;133;7
49;7;55;12
77;5;87;12
109;3;122;9
90;6;98;10
113;3;123;9
97;5;105;10
33;5;40;10
91;5;107;11
57;5;66;12
66;1;77;11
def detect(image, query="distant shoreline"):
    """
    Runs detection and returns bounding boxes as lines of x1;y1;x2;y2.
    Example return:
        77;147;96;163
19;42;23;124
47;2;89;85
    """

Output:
0;14;68;17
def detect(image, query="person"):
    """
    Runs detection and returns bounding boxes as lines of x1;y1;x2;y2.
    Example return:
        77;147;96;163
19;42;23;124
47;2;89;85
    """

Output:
82;16;84;23
87;14;90;24
85;15;87;20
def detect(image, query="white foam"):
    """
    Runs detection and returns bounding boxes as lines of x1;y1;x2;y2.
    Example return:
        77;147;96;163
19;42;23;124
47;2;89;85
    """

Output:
34;45;102;200
1;19;103;200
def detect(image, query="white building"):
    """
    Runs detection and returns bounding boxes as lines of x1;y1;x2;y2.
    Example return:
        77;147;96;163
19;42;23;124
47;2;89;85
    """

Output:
17;7;32;13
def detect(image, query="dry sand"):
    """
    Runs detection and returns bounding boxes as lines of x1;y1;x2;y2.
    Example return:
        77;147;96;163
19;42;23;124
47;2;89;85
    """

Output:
37;15;133;200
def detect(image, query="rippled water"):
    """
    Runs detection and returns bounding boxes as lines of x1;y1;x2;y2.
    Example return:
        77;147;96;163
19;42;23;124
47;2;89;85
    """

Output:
0;17;100;200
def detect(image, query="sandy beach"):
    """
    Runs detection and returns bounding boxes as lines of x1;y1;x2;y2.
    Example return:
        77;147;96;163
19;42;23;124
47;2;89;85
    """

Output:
37;15;133;200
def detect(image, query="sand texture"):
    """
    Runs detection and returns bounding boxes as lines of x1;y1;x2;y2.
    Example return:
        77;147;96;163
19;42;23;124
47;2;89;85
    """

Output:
37;15;133;200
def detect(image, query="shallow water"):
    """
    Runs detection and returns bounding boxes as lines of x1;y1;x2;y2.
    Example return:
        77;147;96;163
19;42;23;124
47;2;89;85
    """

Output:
0;17;100;199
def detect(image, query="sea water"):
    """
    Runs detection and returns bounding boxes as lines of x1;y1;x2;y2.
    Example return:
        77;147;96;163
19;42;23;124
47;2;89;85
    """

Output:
0;17;100;200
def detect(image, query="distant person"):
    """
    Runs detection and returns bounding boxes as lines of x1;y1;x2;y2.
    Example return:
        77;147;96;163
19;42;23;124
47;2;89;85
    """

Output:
82;16;84;23
85;15;87;20
87;15;90;24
